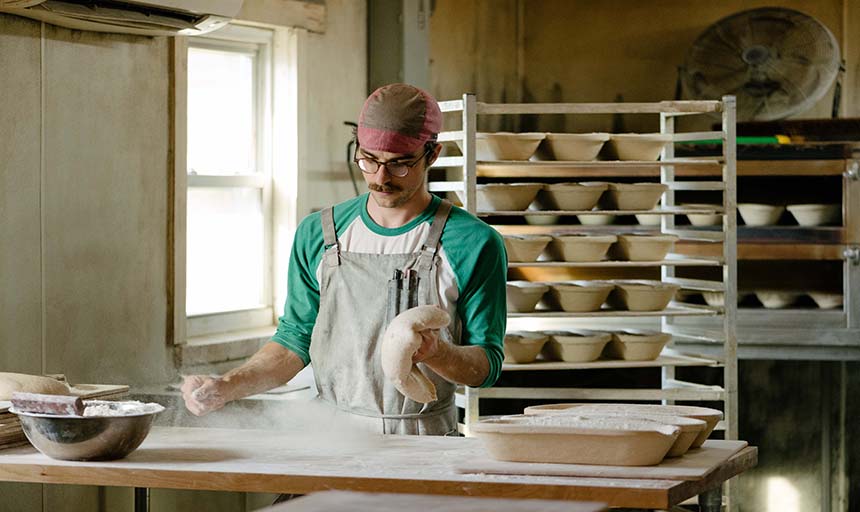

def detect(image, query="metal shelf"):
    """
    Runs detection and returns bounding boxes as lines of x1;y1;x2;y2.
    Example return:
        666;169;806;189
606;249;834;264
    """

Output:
508;254;723;268
477;206;724;217
441;96;739;478
508;302;722;318
458;382;725;402
469;158;848;178
501;352;721;371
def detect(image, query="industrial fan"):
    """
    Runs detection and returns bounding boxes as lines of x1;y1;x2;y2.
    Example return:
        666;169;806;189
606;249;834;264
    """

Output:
680;7;842;121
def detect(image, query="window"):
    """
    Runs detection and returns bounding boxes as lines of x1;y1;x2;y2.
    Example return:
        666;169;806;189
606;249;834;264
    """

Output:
186;25;275;335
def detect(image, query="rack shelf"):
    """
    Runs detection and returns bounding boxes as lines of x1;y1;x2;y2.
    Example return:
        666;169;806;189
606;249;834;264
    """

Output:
509;303;721;318
432;97;739;505
473;158;849;178
508;254;723;268
477;206;724;216
501;351;721;371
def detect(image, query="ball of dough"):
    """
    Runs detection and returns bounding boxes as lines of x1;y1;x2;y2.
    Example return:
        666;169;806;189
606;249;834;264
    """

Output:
381;305;451;404
0;372;71;400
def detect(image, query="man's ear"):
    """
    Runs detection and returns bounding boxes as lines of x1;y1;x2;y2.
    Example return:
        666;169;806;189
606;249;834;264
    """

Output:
425;143;443;167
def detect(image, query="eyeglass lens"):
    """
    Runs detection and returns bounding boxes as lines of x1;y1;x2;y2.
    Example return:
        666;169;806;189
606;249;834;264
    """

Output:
357;159;410;177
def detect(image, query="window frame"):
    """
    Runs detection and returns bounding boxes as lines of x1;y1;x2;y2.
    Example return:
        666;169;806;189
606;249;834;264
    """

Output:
184;24;276;337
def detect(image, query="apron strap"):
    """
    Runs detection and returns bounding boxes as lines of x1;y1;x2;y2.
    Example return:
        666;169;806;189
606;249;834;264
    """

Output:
321;207;340;267
417;200;453;272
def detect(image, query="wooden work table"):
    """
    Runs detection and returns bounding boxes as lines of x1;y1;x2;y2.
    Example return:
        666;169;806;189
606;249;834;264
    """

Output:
0;426;756;511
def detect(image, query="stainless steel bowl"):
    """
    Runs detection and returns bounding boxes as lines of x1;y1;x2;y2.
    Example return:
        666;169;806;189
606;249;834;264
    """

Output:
11;401;164;461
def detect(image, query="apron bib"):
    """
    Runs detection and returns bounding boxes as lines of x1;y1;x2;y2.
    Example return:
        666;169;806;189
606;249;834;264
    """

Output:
308;199;458;435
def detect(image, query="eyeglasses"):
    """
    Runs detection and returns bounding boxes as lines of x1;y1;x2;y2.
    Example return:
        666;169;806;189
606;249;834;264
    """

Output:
354;147;432;178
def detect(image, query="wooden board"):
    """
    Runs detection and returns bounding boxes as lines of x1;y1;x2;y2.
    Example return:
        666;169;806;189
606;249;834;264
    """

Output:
266;491;607;512
455;440;747;481
0;383;129;413
0;426;758;510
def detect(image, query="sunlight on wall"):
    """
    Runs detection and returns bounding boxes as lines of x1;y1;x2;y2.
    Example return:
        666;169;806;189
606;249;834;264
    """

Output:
767;476;800;512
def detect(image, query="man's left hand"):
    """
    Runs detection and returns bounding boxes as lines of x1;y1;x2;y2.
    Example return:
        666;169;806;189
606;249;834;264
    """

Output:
411;328;445;363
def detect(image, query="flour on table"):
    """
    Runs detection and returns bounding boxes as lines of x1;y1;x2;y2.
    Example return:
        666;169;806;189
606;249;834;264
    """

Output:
83;400;164;417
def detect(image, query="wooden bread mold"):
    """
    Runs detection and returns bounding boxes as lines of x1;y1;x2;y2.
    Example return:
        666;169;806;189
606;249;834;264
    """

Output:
523;403;723;448
471;414;680;466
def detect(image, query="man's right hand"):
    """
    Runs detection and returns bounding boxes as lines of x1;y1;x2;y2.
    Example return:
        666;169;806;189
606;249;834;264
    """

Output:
181;375;229;416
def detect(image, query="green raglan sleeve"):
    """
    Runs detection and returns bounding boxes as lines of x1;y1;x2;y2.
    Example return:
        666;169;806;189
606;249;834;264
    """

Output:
450;219;507;388
270;213;323;365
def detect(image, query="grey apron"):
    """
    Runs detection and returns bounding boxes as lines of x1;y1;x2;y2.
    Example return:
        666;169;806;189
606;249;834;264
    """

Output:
308;199;458;436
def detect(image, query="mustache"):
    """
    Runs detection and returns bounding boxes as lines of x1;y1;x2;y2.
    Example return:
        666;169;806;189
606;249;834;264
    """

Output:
368;183;402;193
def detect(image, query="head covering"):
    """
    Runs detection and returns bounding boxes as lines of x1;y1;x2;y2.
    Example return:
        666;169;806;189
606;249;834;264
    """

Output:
357;83;442;154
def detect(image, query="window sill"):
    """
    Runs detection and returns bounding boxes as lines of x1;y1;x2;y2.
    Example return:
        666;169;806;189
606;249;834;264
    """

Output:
176;326;276;367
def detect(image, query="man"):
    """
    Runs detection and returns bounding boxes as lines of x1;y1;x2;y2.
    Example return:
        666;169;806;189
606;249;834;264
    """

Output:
182;83;506;435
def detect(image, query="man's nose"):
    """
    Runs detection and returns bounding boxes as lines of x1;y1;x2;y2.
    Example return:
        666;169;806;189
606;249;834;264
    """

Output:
374;164;392;185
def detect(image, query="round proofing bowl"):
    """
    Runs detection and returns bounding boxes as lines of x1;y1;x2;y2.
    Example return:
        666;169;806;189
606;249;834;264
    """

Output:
755;290;800;309
603;183;668;210
609;133;673;161
503;235;552;262
577;213;616;225
808;292;843;309
503;332;549;364
786;204;840;226
475;183;544;211
548;234;617;262
738;203;784;226
606;330;671;361
537;182;607;210
684;204;722;226
542;330;612;362
548;281;615;312
506;281;549;313
543;133;610;161
634;212;662;226
608;280;680;311
467;132;546;160
12;401;165;461
611;234;679;261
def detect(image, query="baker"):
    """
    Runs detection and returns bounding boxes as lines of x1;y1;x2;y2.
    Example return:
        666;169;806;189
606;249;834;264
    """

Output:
182;83;506;436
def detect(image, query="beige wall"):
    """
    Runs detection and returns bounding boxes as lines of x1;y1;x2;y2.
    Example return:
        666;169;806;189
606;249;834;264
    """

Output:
430;0;855;132
0;14;175;387
0;0;366;509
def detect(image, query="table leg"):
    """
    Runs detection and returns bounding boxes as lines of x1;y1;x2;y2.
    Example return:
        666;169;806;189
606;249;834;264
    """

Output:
699;484;723;512
134;487;150;512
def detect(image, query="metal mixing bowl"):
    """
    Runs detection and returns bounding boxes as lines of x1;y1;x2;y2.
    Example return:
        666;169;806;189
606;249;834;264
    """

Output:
11;401;165;461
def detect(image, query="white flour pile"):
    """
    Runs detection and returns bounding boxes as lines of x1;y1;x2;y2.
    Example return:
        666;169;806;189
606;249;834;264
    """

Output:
83;400;164;417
